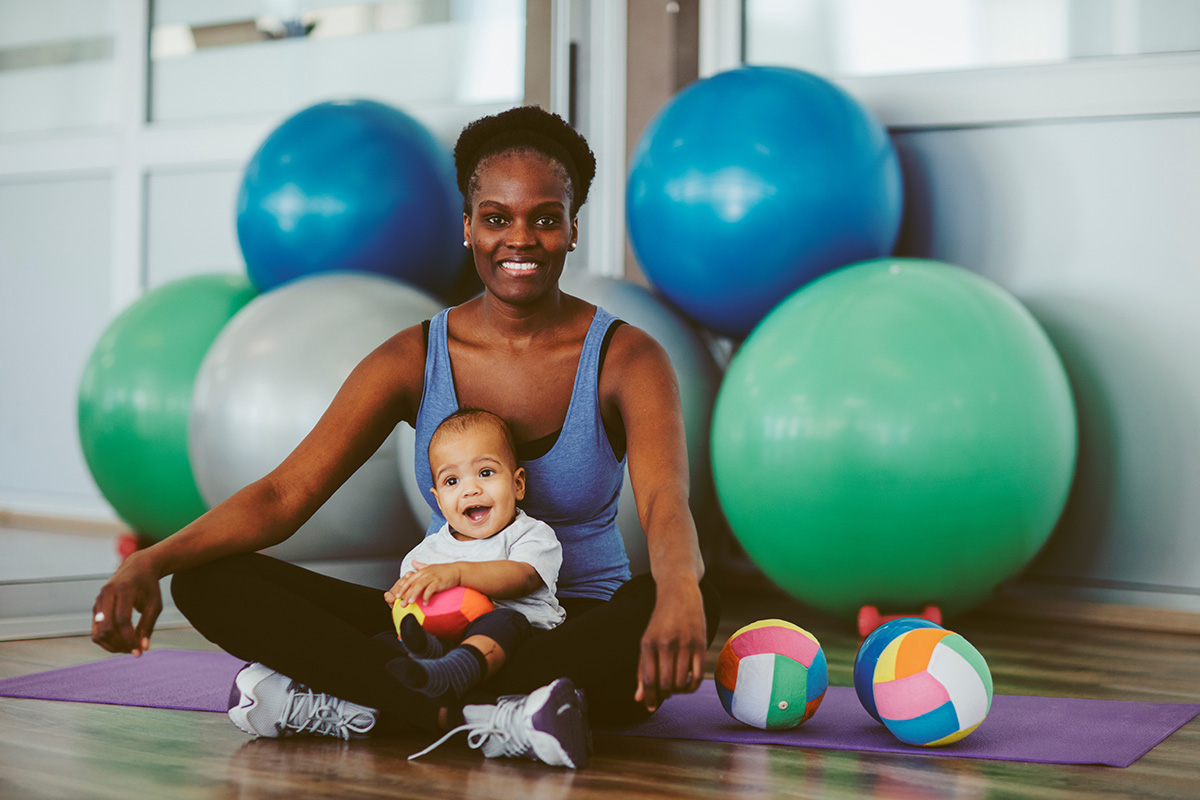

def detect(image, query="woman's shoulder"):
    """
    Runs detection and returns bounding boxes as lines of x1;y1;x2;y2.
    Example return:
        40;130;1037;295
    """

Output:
347;321;431;415
601;317;670;371
366;321;429;368
596;318;679;427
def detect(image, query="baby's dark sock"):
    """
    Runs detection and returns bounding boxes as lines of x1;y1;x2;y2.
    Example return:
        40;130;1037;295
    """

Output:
390;645;488;701
371;629;410;656
399;614;446;658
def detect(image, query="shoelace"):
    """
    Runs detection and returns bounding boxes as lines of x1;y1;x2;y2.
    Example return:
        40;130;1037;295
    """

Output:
280;687;375;740
407;694;531;761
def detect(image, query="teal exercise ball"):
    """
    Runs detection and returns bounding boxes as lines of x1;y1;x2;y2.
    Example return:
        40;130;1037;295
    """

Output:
711;259;1077;619
78;274;257;540
237;99;463;298
627;66;902;339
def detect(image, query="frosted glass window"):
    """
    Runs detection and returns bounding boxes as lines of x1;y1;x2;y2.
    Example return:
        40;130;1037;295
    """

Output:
0;177;113;506
0;0;119;135
744;0;1200;77
149;0;525;123
145;169;246;289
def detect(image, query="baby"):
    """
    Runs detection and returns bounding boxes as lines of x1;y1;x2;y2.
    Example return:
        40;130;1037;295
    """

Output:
384;408;565;701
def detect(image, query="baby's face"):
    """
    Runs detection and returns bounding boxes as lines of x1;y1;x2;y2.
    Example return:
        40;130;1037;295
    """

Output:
428;426;525;541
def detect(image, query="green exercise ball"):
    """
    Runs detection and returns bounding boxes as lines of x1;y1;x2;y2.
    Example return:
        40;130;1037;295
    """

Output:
78;273;257;540
711;258;1077;619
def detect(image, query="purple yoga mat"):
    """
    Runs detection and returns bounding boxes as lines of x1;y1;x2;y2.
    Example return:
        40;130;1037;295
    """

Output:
0;649;243;712
1;650;1195;767
605;680;1200;768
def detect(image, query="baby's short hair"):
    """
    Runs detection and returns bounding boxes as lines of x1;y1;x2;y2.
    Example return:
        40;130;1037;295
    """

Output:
428;408;519;473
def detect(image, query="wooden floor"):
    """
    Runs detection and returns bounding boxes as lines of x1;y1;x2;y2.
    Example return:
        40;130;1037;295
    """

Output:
2;584;1199;800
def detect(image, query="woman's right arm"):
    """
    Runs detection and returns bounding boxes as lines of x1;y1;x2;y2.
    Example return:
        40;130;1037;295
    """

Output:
91;324;428;655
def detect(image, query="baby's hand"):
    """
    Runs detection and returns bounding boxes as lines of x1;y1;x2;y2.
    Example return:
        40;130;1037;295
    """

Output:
388;562;462;607
383;579;403;608
384;563;428;607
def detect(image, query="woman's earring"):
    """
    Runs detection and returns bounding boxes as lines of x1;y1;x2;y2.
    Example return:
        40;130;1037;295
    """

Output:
568;242;576;251
463;240;470;247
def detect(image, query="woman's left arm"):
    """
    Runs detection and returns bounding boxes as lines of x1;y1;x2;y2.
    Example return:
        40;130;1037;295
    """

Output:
604;325;709;712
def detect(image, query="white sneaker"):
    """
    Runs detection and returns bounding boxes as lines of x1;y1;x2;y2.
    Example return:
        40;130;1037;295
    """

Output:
408;677;591;768
227;662;378;740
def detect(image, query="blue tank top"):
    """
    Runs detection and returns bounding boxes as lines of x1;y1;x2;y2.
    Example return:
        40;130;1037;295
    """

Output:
414;306;632;599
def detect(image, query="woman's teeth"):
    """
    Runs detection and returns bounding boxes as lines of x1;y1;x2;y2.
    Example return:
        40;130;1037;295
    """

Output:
501;261;538;272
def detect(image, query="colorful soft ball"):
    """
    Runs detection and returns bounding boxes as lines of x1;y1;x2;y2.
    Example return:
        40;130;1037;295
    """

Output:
715;619;828;730
858;625;993;746
854;617;947;723
392;586;494;641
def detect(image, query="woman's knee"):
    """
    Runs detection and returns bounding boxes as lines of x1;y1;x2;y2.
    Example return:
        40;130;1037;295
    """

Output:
463;607;532;653
606;572;722;643
170;553;260;613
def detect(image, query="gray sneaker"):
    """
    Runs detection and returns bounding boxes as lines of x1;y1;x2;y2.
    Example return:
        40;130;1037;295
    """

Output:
408;677;591;768
227;662;378;740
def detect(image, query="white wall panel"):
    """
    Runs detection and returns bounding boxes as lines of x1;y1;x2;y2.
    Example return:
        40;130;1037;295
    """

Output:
152;27;454;121
0;0;119;135
150;20;521;124
0;63;118;136
0;177;114;517
0;0;115;48
145;168;246;288
893;115;1200;607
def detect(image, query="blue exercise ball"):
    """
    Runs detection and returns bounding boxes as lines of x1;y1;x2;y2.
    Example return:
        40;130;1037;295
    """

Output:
627;66;903;338
237;99;463;297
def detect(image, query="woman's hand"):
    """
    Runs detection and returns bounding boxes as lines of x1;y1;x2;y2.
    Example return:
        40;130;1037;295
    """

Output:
385;562;461;607
91;551;163;656
635;579;708;712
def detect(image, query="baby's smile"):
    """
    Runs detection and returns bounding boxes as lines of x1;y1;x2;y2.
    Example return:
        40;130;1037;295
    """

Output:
464;505;491;523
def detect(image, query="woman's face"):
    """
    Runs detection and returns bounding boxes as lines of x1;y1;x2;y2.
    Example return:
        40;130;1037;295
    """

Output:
464;150;578;306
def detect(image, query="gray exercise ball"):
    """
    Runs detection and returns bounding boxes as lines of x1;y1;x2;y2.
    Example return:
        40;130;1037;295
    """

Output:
190;272;443;562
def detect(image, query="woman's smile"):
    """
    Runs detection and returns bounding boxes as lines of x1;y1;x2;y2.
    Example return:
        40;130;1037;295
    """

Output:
499;259;541;277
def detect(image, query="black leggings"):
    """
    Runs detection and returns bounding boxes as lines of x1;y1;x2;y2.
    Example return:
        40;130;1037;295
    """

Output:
452;606;532;654
171;553;721;731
